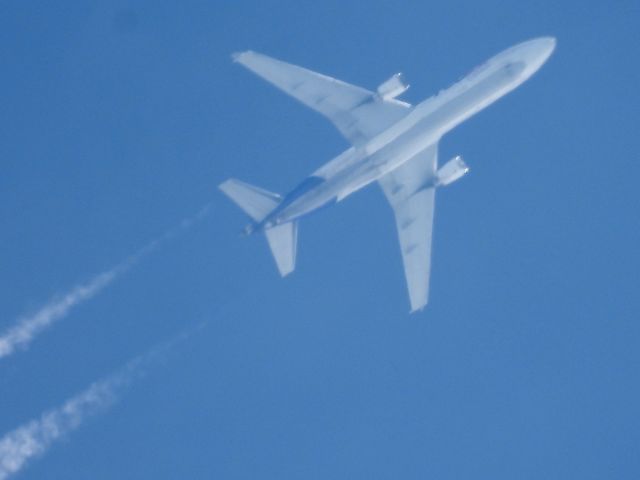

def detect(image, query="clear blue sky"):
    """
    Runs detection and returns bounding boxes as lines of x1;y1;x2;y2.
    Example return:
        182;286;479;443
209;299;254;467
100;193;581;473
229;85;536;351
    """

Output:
1;0;639;478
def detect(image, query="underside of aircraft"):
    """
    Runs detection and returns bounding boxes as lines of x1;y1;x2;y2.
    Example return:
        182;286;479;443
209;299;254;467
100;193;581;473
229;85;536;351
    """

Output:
220;39;555;311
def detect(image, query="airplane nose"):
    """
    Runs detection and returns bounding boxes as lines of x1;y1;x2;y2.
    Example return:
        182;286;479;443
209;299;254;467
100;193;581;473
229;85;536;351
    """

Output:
524;37;556;65
508;37;555;77
537;36;556;58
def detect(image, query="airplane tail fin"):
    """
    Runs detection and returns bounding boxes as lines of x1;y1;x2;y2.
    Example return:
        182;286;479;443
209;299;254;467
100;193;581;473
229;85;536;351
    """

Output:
219;178;298;276
264;221;298;276
219;178;281;222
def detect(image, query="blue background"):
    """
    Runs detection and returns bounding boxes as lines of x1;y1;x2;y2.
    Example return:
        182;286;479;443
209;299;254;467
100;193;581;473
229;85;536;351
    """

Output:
1;1;639;478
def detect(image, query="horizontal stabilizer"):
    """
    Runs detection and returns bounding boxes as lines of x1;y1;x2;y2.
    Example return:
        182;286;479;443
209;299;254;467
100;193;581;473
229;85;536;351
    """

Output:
264;222;298;276
219;178;281;222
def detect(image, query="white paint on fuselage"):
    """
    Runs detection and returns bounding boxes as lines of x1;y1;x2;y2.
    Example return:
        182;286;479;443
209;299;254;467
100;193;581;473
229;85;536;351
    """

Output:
269;38;555;226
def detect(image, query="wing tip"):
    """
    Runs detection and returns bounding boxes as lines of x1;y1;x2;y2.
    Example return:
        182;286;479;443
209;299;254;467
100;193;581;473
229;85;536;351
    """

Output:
231;50;254;63
409;298;428;314
218;178;231;188
278;266;295;277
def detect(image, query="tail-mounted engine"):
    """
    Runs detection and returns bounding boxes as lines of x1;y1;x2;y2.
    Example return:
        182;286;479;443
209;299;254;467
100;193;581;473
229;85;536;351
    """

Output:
436;156;469;186
377;73;410;100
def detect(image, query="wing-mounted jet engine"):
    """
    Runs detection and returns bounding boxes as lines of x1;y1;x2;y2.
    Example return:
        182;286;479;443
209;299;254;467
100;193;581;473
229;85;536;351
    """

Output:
436;155;469;186
377;73;409;100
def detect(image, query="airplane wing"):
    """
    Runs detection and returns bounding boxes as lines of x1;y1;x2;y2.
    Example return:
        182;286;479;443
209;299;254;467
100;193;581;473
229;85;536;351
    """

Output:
378;144;438;312
233;51;411;146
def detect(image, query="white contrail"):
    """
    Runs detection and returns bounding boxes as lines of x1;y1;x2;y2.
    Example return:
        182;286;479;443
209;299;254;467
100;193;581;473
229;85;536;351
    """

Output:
0;325;201;480
0;367;130;480
0;204;211;360
0;269;120;360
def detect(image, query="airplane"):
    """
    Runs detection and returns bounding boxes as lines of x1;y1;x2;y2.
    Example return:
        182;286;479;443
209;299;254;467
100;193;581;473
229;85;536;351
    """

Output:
220;37;556;312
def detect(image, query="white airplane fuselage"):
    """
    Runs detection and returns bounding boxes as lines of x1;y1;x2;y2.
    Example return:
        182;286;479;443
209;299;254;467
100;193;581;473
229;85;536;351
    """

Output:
256;38;555;231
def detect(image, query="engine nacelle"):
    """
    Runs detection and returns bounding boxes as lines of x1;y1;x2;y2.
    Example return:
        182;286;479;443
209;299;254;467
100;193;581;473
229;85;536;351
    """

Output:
377;73;409;100
436;156;469;186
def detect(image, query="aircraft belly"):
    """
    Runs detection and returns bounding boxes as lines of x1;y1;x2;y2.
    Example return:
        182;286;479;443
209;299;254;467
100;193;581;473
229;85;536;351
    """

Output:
277;67;520;221
276;182;338;223
361;64;523;174
281;63;521;213
417;61;525;137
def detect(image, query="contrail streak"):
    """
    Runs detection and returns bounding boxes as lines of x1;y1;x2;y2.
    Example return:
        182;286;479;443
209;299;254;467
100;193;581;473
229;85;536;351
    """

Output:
0;366;131;480
0;204;211;360
0;325;201;480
